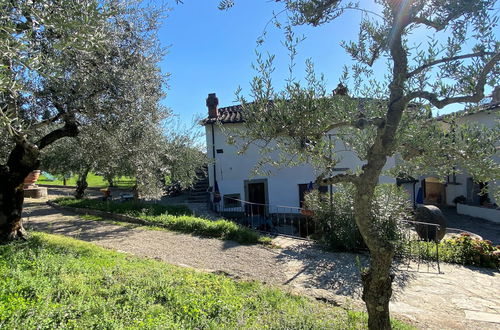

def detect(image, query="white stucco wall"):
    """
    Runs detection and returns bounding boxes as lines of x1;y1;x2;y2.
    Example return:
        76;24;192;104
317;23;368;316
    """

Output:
205;123;396;208
399;109;499;206
457;203;500;223
448;111;499;205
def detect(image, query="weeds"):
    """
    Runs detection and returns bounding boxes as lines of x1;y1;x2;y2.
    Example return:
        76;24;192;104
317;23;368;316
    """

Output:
0;233;412;329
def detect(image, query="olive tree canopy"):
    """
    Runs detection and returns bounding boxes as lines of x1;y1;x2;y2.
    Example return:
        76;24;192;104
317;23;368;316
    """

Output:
220;0;500;328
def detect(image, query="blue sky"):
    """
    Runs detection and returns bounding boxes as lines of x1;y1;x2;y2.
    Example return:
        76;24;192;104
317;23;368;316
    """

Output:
159;0;365;129
158;1;496;131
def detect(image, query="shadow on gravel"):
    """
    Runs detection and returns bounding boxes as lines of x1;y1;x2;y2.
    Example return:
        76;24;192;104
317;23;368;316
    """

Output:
276;244;417;299
276;244;365;298
26;218;134;242
23;201;134;242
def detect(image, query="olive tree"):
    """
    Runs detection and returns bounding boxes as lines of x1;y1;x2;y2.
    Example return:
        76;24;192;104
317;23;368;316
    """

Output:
162;125;207;190
0;0;167;240
221;0;500;328
42;120;207;199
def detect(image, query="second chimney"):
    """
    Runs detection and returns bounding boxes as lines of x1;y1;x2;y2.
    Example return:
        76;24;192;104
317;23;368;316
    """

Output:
206;93;219;118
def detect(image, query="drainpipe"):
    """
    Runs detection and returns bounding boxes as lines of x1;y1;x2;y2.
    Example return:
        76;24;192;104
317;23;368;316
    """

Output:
328;134;333;211
211;122;217;183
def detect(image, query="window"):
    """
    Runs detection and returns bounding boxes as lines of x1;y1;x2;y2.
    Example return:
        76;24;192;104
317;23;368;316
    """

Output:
223;194;241;207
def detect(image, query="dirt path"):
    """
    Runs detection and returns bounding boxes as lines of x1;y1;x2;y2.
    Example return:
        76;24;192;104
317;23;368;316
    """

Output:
22;196;500;330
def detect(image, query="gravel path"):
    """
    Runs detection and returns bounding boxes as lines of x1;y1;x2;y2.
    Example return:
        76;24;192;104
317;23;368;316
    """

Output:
21;194;500;330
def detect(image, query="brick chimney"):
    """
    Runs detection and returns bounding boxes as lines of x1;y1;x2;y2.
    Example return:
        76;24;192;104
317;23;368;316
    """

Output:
206;93;219;118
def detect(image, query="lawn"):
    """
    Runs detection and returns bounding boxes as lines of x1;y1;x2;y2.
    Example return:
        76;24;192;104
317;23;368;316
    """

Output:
54;198;269;245
38;173;135;188
0;233;412;329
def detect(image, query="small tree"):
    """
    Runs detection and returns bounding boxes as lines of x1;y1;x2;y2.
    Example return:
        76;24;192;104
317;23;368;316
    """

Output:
221;0;500;328
163;126;207;191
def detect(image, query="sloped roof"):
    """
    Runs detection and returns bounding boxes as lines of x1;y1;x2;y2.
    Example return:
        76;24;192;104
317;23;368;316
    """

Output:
202;105;244;125
436;102;500;121
202;100;499;125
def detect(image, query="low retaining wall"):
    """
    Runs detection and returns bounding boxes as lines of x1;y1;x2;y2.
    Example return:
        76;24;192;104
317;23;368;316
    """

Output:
457;203;500;223
47;201;151;226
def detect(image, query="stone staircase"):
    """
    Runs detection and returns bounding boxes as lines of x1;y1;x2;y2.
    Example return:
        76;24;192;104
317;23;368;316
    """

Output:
187;166;209;204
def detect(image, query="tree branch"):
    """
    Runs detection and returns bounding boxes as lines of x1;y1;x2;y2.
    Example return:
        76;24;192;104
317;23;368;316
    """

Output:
411;10;463;32
411;17;445;30
324;121;355;131
36;116;79;150
316;172;358;186
324;117;386;132
31;111;66;129
407;51;495;78
405;51;500;108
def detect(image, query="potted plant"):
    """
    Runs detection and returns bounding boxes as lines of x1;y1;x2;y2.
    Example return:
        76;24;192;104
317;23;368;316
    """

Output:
24;170;41;187
300;209;315;217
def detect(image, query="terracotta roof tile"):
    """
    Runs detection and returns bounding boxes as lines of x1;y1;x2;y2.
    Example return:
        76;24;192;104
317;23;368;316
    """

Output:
202;105;244;124
203;100;499;125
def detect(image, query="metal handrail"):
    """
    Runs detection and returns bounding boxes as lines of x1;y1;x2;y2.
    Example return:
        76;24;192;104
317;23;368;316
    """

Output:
213;196;443;273
220;196;306;211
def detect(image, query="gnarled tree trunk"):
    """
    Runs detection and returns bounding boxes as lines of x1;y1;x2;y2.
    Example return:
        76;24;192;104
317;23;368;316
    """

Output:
351;9;408;328
1;118;79;241
0;175;29;241
75;168;90;199
361;248;394;329
0;142;40;242
353;181;395;330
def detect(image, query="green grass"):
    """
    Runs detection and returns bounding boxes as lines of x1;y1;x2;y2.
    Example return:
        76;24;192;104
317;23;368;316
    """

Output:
55;197;192;217
38;173;135;188
54;198;266;245
0;233;412;329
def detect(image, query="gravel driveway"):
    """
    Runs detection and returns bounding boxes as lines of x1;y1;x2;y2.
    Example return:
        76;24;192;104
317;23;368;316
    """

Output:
20;191;500;330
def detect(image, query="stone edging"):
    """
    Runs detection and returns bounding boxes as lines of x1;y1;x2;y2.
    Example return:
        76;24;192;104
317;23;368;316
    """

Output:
46;201;152;227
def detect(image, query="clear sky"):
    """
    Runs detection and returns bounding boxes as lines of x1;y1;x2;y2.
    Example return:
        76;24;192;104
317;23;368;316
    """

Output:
159;0;366;130
157;1;496;132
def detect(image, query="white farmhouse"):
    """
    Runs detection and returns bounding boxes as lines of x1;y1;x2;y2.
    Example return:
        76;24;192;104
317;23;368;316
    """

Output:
201;92;499;223
201;93;396;213
399;97;500;223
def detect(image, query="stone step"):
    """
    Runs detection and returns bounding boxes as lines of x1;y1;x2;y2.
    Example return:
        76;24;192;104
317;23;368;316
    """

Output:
189;196;207;201
188;195;208;200
190;190;208;195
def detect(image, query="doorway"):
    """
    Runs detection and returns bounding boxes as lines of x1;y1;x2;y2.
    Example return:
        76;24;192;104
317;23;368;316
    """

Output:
422;177;446;205
467;178;489;205
244;179;268;215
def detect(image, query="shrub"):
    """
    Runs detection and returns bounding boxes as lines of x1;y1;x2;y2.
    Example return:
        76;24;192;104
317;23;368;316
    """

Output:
54;197;192;216
304;184;411;252
440;234;500;269
407;234;500;269
54;198;263;245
